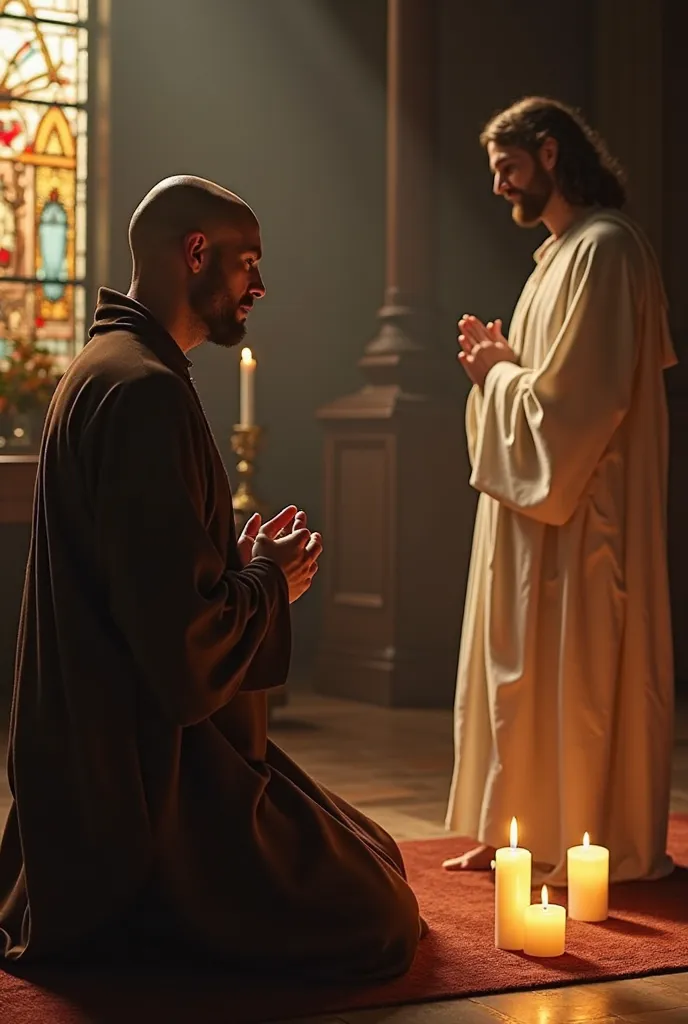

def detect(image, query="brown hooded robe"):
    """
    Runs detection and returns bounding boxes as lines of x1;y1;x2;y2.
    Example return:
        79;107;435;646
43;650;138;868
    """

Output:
0;290;420;981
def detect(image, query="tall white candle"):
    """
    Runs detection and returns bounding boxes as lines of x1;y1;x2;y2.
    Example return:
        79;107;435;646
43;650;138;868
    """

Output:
494;817;532;951
523;886;566;957
239;347;256;427
567;832;609;922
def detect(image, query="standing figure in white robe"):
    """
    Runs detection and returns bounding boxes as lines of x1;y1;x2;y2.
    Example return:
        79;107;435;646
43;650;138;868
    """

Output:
443;97;677;885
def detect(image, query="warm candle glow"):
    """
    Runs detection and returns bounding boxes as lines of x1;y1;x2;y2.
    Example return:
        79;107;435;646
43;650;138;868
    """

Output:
567;833;609;922
494;818;532;950
239;348;256;427
523;884;566;957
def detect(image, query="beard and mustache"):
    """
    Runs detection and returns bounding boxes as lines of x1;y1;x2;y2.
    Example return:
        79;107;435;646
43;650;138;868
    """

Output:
188;250;252;349
505;161;554;227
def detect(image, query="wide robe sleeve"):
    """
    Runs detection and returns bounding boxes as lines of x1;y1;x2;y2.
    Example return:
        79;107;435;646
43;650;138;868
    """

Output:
86;370;291;726
468;228;640;527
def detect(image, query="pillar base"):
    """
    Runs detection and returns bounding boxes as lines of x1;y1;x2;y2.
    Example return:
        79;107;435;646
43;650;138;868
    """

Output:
317;642;459;709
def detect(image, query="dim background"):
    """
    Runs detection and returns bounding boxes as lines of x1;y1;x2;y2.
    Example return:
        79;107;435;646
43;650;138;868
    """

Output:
1;0;687;698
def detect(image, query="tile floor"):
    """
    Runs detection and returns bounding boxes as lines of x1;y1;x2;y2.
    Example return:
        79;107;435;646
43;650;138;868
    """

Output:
2;690;688;1023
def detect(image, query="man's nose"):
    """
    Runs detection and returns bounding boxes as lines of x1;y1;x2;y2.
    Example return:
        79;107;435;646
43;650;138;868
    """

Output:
250;270;266;299
493;173;504;196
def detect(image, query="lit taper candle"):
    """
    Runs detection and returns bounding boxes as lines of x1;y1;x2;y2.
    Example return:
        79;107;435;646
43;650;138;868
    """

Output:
239;347;256;427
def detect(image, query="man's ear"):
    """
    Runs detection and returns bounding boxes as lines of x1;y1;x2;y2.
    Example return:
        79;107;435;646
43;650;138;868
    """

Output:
184;231;207;274
539;136;558;173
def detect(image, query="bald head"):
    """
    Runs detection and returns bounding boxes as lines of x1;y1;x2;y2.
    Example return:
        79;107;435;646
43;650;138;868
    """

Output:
128;175;256;261
127;175;265;352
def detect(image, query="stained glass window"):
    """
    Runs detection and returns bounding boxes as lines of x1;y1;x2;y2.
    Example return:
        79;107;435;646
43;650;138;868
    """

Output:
0;0;88;374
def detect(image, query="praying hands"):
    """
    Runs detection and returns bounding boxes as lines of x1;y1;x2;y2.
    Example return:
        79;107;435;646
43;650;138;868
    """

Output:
457;314;518;389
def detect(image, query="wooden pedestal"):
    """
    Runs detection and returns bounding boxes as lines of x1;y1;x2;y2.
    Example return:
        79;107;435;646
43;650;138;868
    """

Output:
0;456;37;526
316;380;476;708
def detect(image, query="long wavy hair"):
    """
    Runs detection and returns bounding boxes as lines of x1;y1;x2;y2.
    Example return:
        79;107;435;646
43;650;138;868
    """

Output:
480;97;627;209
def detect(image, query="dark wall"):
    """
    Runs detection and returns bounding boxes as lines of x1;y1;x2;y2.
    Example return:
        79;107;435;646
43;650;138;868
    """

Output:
5;1;682;699
107;0;388;672
663;0;688;684
436;0;593;345
662;0;688;352
105;0;598;677
0;0;599;709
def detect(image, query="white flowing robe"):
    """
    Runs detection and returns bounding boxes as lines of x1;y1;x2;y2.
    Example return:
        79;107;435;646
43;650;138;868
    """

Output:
446;209;677;885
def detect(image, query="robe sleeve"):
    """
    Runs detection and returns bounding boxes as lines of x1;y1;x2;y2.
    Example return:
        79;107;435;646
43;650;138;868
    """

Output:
89;370;291;727
468;227;640;526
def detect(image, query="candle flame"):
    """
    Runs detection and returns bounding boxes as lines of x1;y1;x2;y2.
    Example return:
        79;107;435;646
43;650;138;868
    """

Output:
541;885;549;910
583;832;590;848
241;347;253;364
509;817;518;849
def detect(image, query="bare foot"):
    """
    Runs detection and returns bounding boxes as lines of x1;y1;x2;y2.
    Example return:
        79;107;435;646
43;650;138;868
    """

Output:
442;844;497;871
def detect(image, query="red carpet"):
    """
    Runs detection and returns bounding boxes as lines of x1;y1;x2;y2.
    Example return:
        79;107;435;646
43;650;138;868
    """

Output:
2;816;688;1023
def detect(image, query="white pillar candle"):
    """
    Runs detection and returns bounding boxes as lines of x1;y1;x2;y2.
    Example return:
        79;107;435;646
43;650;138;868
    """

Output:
567;832;609;922
239;347;256;427
523;886;566;957
494;817;532;951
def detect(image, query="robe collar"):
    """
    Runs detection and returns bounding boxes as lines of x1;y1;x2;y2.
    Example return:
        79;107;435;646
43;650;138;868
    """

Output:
88;288;193;378
532;206;600;265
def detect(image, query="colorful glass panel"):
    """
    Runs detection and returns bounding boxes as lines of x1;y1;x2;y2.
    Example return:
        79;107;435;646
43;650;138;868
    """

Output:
3;1;84;23
0;15;87;105
0;0;88;370
0;281;83;359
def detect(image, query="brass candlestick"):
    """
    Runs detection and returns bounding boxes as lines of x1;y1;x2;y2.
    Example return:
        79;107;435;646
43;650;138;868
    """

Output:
230;424;268;532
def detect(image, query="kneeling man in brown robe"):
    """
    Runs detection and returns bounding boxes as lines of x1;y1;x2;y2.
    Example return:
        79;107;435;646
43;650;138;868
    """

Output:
0;176;422;982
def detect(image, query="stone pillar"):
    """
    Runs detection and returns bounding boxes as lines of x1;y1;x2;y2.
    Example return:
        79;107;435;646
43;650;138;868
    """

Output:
366;0;435;361
315;0;471;708
87;0;112;320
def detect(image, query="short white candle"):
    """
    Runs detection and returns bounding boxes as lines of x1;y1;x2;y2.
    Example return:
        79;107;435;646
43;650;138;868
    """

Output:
523;886;566;957
239;347;256;427
567;832;609;922
494;817;532;951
